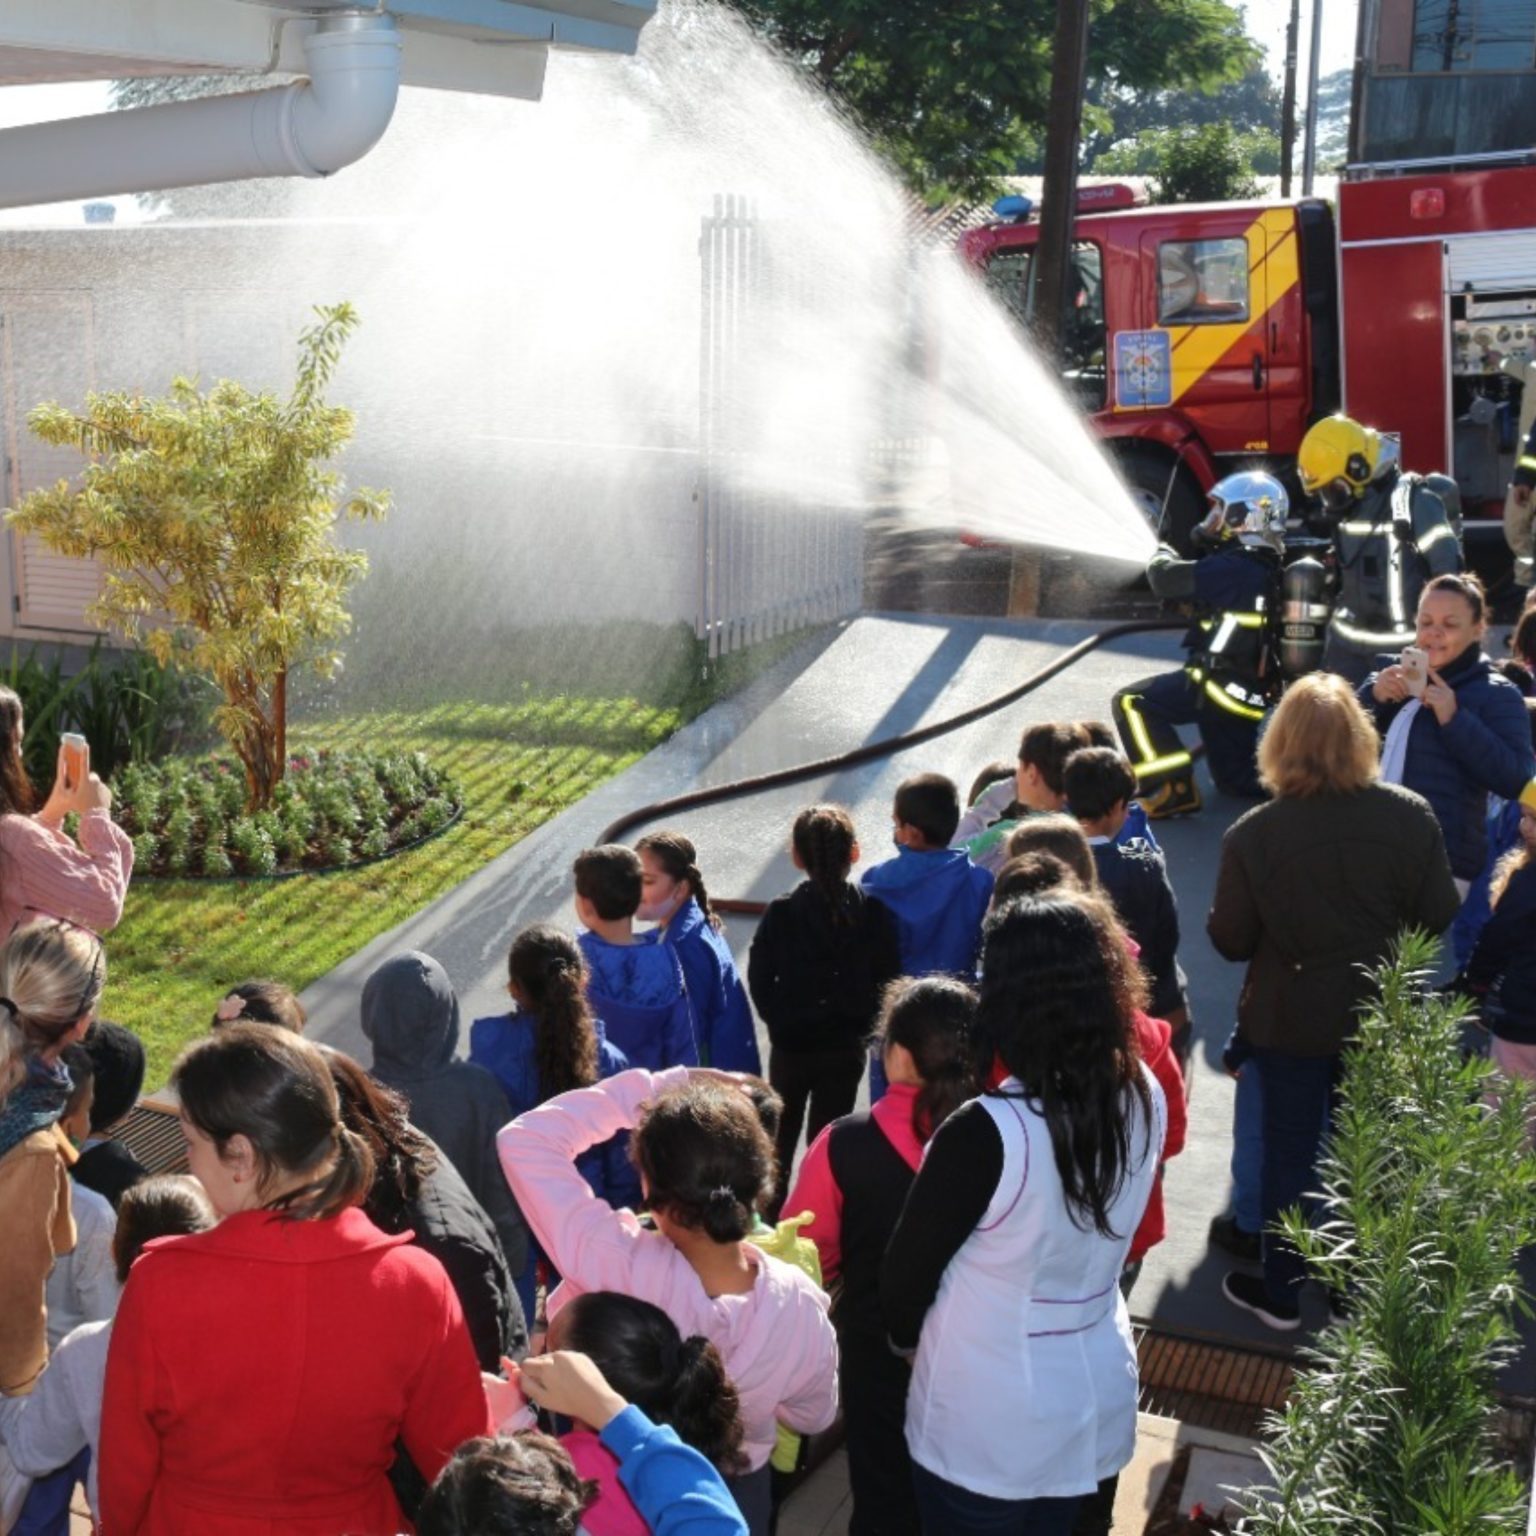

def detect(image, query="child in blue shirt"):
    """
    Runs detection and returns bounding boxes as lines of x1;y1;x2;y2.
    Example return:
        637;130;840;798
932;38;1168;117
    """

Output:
863;773;994;977
469;923;639;1321
573;846;697;1072
636;830;760;1073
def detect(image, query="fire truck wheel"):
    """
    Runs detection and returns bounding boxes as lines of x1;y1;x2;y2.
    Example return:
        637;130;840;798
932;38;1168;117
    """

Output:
1117;449;1204;554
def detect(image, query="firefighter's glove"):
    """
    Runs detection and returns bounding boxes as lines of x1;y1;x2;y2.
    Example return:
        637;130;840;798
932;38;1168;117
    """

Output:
1189;523;1220;552
1392;513;1415;545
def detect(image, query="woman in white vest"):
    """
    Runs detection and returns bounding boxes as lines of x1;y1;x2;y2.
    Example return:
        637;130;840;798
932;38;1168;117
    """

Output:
881;895;1166;1535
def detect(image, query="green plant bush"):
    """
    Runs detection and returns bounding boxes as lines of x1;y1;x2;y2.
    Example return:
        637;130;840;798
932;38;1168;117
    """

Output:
4;639;213;788
1240;933;1536;1534
115;748;462;877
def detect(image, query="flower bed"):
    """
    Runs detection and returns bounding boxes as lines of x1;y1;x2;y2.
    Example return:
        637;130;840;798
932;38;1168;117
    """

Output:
114;749;463;877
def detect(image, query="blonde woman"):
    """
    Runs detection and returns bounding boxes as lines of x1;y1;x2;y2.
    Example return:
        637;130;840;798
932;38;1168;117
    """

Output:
0;920;105;1394
1208;674;1460;1330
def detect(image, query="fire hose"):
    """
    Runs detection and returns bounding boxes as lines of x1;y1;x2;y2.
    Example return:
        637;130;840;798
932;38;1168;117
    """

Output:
599;616;1192;915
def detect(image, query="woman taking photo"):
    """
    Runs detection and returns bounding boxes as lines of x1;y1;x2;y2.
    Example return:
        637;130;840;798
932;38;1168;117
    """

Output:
1210;674;1460;1331
1361;573;1534;891
881;897;1165;1536
0;688;133;941
100;1024;492;1535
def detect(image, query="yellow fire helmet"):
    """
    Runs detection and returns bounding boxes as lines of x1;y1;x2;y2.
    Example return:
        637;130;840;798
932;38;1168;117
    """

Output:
1297;415;1384;513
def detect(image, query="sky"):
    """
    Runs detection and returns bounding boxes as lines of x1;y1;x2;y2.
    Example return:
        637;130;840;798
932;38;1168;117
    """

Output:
1244;0;1361;78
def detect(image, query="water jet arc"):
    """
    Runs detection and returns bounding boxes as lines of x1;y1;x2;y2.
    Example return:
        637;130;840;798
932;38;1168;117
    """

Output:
0;12;401;212
599;615;1192;916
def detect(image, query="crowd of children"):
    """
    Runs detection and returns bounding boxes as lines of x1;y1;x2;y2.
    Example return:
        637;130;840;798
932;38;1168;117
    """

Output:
3;611;1535;1536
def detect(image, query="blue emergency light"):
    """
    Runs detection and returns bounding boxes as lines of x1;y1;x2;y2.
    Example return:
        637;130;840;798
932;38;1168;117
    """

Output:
992;195;1034;223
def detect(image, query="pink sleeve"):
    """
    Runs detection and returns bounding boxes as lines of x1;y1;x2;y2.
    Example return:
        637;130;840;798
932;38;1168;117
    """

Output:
497;1067;689;1295
782;1126;843;1285
773;1286;840;1436
6;811;134;935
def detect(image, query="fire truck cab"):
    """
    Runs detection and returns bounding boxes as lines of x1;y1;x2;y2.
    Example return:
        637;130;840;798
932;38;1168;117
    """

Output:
962;159;1536;575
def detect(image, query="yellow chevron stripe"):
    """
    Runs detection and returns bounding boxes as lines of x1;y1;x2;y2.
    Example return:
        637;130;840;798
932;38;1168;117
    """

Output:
1137;209;1303;411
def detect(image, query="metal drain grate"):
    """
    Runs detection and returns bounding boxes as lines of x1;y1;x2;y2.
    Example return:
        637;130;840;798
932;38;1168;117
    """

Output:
1134;1324;1295;1438
116;1100;189;1177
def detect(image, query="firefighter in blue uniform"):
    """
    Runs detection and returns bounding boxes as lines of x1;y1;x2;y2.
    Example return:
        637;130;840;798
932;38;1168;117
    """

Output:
1113;472;1286;819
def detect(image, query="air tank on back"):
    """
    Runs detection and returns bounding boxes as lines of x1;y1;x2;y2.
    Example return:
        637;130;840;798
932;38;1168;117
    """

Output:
1279;555;1331;680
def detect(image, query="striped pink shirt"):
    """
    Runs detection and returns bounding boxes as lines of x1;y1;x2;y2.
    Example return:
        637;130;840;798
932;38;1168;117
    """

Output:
0;810;135;940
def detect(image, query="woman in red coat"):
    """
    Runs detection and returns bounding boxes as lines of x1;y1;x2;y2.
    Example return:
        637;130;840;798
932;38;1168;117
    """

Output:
99;1024;494;1536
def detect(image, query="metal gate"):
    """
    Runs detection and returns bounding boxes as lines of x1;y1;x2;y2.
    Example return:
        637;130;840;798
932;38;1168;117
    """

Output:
696;194;864;657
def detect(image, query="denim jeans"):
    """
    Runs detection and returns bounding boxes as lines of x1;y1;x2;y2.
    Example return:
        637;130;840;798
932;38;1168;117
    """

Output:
1230;1058;1263;1234
1253;1048;1340;1307
912;1462;1081;1536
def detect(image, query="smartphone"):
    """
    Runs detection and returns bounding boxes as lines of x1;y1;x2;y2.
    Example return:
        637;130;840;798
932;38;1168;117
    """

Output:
1399;646;1429;698
60;732;88;790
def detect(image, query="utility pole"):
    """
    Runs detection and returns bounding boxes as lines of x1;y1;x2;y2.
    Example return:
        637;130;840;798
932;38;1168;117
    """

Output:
1301;0;1324;195
1033;0;1091;362
1280;0;1300;196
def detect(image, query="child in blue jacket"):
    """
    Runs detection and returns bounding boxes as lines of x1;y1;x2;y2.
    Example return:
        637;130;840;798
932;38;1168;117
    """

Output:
861;774;992;1100
573;846;697;1071
470;923;639;1321
636;830;760;1073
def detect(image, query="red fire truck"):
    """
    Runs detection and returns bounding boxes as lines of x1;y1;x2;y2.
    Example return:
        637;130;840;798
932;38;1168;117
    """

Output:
961;154;1536;575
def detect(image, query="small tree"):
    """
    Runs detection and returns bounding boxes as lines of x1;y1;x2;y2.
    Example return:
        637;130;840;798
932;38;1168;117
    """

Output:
1241;933;1536;1534
7;303;388;811
1147;121;1266;203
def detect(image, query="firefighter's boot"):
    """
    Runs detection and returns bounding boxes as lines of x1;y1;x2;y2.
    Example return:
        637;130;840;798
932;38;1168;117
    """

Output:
1141;776;1203;820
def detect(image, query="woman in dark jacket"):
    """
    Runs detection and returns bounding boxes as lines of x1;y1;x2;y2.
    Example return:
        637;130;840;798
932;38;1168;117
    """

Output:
1466;785;1536;1082
1360;573;1534;884
324;1048;526;1368
1209;674;1460;1332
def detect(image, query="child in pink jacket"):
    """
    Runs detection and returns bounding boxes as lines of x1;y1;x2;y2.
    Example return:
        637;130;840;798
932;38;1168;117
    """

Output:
497;1067;838;1536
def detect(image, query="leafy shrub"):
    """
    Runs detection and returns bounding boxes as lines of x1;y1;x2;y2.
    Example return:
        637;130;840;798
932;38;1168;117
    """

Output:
120;747;462;878
1240;933;1536;1534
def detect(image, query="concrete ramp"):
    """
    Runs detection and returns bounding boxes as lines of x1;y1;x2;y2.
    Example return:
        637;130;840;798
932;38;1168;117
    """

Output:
298;612;1294;1346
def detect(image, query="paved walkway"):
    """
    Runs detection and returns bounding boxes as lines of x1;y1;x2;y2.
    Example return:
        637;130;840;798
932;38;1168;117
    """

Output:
299;610;1294;1347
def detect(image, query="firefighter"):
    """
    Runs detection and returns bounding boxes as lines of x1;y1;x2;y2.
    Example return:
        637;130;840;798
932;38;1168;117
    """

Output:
1507;406;1536;588
1297;414;1462;685
1112;472;1286;819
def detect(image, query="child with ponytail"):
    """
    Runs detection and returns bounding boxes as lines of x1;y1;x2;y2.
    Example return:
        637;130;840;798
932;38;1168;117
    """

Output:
636;831;760;1073
783;977;977;1536
497;1068;838;1536
471;924;638;1319
544;1290;746;1536
748;805;901;1201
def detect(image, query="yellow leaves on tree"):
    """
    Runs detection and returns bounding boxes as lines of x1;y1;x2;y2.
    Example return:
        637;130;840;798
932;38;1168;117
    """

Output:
6;302;389;812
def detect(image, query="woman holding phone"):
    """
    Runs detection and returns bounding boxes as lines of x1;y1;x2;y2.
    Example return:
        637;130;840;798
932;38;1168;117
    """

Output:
1360;574;1534;892
0;688;133;940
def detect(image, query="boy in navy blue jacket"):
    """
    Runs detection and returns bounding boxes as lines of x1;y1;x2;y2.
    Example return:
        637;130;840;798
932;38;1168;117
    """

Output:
862;774;994;977
1063;747;1191;1064
573;846;697;1071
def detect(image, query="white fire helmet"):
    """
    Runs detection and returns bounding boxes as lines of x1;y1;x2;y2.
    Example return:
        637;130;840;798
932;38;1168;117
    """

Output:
1197;471;1289;554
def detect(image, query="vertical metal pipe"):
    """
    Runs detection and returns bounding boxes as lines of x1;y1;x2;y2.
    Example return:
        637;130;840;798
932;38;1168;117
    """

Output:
1302;0;1325;195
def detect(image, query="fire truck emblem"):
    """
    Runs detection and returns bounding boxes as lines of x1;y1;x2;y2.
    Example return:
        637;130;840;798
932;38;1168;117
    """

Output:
1113;329;1173;408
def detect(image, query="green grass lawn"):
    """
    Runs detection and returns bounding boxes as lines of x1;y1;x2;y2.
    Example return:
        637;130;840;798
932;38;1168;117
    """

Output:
107;694;681;1089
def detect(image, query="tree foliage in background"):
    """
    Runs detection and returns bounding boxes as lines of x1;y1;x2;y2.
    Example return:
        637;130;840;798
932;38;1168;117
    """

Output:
1241;934;1536;1534
1079;61;1280;170
6;303;388;813
1106;121;1267;203
735;0;1258;199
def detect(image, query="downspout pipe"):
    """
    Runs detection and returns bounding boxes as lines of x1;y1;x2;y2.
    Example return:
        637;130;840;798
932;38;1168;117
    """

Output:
0;12;401;213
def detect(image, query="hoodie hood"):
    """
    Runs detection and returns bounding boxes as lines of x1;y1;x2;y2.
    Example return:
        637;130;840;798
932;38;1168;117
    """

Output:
360;950;462;1084
862;845;976;897
578;930;684;1011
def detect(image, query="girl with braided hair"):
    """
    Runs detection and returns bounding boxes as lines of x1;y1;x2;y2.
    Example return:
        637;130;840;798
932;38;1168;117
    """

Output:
748;806;901;1207
636;831;760;1073
470;924;638;1321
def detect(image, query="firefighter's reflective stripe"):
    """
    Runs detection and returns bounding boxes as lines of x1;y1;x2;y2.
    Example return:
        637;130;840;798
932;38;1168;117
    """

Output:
1330;613;1414;646
1417;523;1457;554
1520;456;1536;472
1337;520;1377;536
1202;679;1265;720
1119;694;1194;776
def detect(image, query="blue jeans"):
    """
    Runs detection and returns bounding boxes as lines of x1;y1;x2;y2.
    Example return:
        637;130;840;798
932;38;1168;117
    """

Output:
912;1462;1081;1536
1253;1048;1340;1307
13;1447;90;1536
1231;1059;1263;1233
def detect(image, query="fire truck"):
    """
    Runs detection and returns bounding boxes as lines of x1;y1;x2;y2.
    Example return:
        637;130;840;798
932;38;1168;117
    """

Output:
961;154;1536;577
